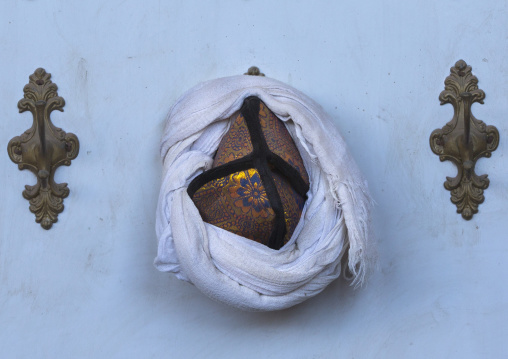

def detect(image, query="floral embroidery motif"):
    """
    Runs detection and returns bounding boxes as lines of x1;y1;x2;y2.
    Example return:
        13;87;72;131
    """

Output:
193;169;275;242
229;171;271;218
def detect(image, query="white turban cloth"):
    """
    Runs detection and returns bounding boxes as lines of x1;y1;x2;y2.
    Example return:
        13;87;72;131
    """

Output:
155;75;372;311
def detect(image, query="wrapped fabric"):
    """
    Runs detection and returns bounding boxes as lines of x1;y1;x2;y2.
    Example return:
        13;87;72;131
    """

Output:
155;75;373;311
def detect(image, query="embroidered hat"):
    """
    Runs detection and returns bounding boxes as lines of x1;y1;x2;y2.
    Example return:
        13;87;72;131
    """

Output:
188;97;309;250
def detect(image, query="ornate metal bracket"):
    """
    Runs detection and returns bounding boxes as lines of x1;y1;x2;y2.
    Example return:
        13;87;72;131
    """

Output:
7;68;79;229
430;60;499;220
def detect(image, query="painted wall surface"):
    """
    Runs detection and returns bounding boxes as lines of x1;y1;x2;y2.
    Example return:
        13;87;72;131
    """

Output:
1;1;507;358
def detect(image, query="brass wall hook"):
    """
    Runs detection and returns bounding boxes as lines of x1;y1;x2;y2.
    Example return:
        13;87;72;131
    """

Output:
7;68;79;229
430;60;499;220
244;66;265;76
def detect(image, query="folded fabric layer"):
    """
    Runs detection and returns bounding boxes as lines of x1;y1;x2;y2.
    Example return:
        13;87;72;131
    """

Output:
155;75;372;311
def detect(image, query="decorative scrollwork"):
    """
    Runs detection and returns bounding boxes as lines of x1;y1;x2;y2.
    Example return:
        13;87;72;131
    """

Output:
430;60;499;220
7;68;79;229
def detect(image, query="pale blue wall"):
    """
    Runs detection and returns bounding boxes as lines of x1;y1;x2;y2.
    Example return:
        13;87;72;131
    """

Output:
1;0;507;358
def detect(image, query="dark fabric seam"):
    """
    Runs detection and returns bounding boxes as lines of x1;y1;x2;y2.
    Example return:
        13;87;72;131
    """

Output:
241;97;286;250
267;153;309;199
187;155;255;197
187;96;309;250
